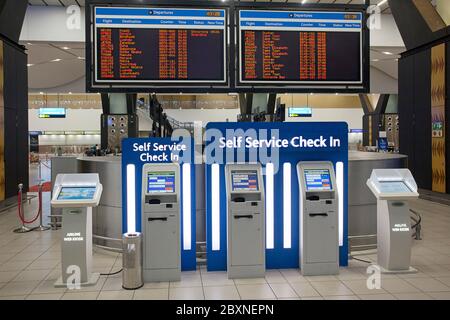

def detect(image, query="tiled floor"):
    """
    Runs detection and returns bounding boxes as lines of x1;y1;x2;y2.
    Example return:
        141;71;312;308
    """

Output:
1;195;450;300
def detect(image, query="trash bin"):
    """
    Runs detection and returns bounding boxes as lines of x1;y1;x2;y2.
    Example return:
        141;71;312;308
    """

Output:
122;232;143;290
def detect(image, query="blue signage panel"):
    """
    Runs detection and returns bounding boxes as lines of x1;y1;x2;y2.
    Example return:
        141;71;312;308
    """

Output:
204;122;349;270
121;137;196;271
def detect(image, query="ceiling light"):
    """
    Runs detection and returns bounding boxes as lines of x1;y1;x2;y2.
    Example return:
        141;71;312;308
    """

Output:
27;64;34;67
382;51;393;55
51;58;62;62
61;47;70;50
302;0;309;4
39;92;44;95
372;59;380;62
68;92;72;95
77;56;85;60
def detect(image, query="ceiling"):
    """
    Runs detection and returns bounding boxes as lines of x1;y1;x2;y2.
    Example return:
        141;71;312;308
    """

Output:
27;0;394;12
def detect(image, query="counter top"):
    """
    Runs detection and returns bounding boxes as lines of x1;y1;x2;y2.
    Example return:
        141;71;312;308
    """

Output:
349;151;407;161
77;156;121;163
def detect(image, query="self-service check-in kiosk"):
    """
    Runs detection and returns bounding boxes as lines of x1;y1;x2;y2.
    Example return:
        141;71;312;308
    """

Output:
142;163;180;282
225;164;265;279
297;162;339;276
51;174;103;287
367;169;419;273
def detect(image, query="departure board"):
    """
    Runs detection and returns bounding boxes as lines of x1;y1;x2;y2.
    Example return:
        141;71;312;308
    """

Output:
93;7;227;84
238;10;363;86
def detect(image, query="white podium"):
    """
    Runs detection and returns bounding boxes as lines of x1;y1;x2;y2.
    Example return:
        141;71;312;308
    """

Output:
367;169;419;273
51;174;103;287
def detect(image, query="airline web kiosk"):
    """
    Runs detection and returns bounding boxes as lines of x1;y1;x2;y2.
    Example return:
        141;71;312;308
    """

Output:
367;169;419;273
297;162;339;276
51;173;103;287
142;163;181;282
225;164;265;279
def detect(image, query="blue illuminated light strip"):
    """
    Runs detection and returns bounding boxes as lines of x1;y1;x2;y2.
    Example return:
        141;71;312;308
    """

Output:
95;7;225;18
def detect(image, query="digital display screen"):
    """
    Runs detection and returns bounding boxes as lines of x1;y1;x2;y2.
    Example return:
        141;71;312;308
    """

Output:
148;171;176;193
94;7;227;84
378;181;412;194
57;187;96;200
239;10;362;85
304;169;332;191
38;108;66;118
288;107;312;118
231;171;259;192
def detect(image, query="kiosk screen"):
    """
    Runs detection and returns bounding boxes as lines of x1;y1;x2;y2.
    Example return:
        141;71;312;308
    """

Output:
378;181;411;194
57;187;97;200
304;169;332;191
231;171;259;191
147;172;176;193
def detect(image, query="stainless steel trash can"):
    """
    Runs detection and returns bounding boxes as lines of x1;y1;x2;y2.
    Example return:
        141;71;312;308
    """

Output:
122;232;143;290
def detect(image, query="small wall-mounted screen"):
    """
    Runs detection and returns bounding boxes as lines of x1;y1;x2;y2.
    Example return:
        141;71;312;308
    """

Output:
38;108;66;118
148;171;176;193
378;181;411;194
304;169;332;191
288;107;312;118
57;187;96;200
231;171;259;191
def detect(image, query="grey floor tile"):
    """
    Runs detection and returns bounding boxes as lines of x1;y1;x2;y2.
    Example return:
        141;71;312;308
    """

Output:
204;285;240;300
97;290;134;300
133;288;169;300
236;284;276;300
169;287;204;300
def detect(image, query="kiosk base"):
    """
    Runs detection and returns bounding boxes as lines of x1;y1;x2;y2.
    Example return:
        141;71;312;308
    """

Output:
144;269;180;282
301;263;339;276
379;266;417;274
228;266;265;279
54;272;100;288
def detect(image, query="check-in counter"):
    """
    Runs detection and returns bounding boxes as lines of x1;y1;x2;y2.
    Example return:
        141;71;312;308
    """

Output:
77;156;122;249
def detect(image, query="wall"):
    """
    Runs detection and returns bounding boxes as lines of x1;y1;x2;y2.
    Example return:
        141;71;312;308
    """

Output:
39;134;100;146
29;108;102;132
165;109;241;126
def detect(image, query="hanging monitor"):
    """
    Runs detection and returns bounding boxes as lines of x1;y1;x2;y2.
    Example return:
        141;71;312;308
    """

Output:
237;9;368;91
288;107;313;118
88;5;228;91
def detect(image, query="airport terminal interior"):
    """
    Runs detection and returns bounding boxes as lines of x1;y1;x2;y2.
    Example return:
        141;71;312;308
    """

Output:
1;0;450;302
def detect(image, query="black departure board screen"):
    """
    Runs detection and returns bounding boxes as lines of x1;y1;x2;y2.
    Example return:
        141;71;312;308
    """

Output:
238;10;363;86
93;7;227;84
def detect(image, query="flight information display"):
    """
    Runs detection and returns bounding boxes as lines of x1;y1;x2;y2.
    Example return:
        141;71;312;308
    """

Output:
94;7;227;84
147;172;176;193
238;10;363;85
304;169;332;191
232;171;259;192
